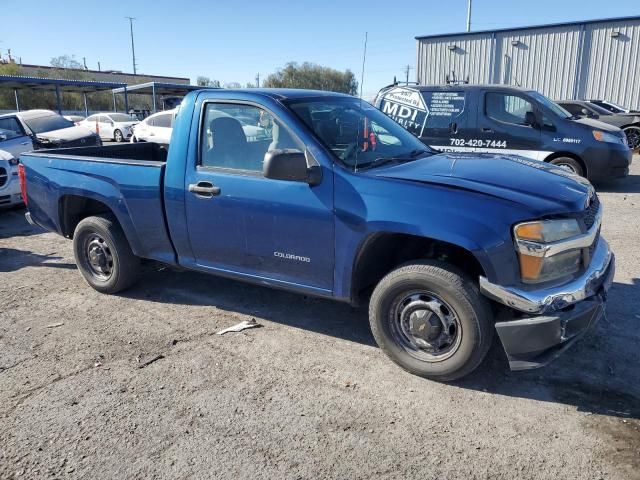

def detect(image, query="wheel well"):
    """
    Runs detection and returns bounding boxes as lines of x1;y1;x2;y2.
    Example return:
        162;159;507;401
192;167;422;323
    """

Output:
351;233;485;305
544;152;587;176
59;195;114;238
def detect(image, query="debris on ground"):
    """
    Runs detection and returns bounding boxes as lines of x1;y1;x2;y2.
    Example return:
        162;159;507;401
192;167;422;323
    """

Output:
137;354;165;369
45;322;64;328
216;319;261;335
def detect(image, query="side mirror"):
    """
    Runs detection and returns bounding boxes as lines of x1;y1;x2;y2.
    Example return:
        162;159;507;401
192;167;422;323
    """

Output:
263;149;322;185
524;111;537;127
110;122;115;126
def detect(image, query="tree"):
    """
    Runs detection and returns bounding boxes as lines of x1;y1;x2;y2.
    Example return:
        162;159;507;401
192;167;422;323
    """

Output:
197;76;221;88
50;55;84;70
224;82;242;89
263;62;358;95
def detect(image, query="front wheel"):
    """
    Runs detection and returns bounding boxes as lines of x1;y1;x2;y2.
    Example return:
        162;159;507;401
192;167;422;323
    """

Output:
114;129;124;143
73;215;140;294
549;157;584;177
623;126;640;151
369;261;493;381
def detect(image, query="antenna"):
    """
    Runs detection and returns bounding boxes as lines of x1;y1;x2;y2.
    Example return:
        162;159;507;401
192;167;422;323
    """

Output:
354;31;368;173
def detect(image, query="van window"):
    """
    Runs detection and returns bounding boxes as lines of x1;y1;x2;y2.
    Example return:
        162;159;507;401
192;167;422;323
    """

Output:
486;93;533;126
378;87;466;137
422;91;466;129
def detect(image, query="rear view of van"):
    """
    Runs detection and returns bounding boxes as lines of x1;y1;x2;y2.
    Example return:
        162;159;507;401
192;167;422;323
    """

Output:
375;84;631;182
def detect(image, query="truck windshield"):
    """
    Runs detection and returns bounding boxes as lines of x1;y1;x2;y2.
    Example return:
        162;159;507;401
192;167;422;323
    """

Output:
23;114;75;134
528;91;573;119
286;97;433;171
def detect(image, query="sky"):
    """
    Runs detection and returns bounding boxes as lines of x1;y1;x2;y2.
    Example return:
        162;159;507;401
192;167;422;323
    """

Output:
1;0;638;99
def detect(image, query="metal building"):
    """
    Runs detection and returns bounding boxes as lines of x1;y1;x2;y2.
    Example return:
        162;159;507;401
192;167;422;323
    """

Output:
415;16;640;109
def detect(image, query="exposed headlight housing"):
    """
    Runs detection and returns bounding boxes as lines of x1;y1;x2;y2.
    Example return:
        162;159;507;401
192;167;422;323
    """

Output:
514;219;583;283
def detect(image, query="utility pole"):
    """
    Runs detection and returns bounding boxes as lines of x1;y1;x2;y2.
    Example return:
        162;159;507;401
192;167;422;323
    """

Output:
255;73;260;88
466;0;472;32
125;16;137;75
404;64;413;84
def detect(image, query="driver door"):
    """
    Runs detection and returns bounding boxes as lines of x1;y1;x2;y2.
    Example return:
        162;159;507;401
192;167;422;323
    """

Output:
183;101;335;292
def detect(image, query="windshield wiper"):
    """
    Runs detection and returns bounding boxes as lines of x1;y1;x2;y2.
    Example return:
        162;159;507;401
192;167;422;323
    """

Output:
358;149;431;171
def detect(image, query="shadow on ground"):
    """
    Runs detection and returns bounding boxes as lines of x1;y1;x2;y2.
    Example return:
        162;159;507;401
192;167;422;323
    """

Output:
596;173;640;193
0;248;76;273
0;206;42;239
125;265;640;421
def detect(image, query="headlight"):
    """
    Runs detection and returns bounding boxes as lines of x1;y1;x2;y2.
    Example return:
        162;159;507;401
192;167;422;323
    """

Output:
592;130;623;144
514;219;582;283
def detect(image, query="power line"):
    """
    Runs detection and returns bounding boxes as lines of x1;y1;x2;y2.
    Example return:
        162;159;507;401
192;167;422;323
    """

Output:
125;17;138;75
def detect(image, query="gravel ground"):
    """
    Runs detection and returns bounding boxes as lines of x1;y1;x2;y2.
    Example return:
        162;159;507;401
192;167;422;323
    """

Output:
1;157;639;480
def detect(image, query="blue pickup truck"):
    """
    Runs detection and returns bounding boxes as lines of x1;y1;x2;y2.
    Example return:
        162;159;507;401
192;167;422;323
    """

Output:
18;89;615;380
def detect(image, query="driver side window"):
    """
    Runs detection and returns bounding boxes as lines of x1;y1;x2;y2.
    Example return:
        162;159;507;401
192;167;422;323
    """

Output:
200;102;302;172
486;93;534;126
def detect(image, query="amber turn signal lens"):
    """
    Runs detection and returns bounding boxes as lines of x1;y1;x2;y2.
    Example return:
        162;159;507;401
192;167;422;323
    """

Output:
514;223;543;241
518;254;543;281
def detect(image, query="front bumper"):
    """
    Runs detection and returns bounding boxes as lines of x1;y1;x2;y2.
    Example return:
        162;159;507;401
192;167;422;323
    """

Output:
479;237;615;370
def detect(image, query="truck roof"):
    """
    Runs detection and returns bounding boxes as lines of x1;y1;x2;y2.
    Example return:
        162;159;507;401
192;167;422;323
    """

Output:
201;88;354;100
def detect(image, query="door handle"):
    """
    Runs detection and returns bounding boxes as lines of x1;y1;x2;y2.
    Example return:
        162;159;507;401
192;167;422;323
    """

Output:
449;122;458;134
481;127;494;133
188;182;221;197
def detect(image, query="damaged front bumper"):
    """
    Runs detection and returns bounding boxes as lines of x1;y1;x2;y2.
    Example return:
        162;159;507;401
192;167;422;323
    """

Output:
479;237;615;370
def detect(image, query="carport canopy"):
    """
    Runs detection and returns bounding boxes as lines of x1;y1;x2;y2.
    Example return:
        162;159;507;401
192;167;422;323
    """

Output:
0;75;129;115
112;82;206;112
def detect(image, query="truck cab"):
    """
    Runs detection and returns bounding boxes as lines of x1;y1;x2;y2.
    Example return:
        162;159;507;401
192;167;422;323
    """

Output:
375;84;632;181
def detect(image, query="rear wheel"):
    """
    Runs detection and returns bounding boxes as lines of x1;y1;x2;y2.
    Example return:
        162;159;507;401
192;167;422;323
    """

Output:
73;215;140;294
623;126;640;151
369;261;493;381
549;156;584;177
114;129;124;143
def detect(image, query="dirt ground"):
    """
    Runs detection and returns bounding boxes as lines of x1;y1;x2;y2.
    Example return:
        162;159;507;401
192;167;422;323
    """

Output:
1;158;639;480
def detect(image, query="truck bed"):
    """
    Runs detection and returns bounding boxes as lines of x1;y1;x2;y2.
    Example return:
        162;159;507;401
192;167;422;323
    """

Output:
20;142;176;264
32;142;169;165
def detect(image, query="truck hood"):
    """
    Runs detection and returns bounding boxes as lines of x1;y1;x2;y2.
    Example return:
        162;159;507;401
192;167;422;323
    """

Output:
370;153;593;216
37;125;96;142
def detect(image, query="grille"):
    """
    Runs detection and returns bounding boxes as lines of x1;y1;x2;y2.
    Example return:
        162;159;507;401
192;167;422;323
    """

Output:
0;167;7;187
583;194;600;230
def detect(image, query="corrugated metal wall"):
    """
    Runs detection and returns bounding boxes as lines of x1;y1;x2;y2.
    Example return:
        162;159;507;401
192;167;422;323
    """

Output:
416;17;640;108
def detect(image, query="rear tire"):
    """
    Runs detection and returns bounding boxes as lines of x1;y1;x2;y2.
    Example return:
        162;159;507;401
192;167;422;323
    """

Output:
73;215;140;294
549;156;584;177
114;129;124;143
623;126;640;151
369;261;493;381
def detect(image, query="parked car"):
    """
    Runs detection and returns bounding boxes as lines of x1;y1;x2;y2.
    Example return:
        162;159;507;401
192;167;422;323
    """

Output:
0;116;34;158
64;115;86;125
130;109;176;145
0;148;23;208
375;84;631;181
80;113;138;143
557;100;640;151
19;89;614;381
588;99;640;114
0;110;101;149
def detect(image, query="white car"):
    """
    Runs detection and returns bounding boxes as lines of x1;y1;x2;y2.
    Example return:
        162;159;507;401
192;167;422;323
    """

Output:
0;149;22;208
81;113;138;143
131;109;177;145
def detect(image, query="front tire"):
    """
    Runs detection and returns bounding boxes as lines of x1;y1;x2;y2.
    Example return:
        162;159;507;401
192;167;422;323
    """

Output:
114;129;124;143
73;215;140;294
369;261;493;381
549;156;584;177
